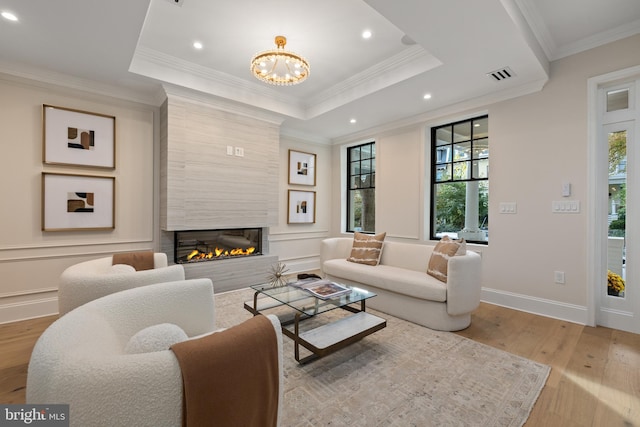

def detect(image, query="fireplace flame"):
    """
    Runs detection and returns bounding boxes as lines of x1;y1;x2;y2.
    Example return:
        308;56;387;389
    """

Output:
186;246;256;262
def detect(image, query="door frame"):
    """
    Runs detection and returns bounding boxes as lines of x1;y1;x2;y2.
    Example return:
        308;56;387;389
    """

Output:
587;65;640;332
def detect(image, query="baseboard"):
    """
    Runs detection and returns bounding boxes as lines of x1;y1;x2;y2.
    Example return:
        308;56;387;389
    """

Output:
481;287;589;325
0;297;58;324
279;258;320;275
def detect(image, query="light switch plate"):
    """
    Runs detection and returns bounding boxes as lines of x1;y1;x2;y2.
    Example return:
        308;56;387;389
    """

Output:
552;200;580;213
499;202;517;214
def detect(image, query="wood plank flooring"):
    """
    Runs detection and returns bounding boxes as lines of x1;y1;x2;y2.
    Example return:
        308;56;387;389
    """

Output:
455;303;640;426
1;303;638;426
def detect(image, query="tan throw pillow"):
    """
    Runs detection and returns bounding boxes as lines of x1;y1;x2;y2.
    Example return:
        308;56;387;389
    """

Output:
347;232;386;266
112;251;155;271
427;236;465;282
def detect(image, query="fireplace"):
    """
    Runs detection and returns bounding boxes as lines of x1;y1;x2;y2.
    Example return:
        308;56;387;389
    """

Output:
174;228;262;264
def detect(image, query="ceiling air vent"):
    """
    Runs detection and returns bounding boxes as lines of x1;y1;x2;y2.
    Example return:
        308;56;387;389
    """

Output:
487;67;515;82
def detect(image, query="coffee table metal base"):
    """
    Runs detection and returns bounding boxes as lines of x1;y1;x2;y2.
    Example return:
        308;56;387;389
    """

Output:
244;294;386;364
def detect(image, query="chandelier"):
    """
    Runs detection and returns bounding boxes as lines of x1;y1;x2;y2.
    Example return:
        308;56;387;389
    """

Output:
250;36;310;86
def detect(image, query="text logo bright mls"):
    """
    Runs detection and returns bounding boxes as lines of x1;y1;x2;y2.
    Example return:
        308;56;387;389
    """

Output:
0;405;69;426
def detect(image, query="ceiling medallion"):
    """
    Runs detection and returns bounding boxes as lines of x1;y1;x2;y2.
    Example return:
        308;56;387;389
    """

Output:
250;36;310;86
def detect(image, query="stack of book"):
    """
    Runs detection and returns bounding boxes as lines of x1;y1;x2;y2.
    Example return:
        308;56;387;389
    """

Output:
289;278;352;300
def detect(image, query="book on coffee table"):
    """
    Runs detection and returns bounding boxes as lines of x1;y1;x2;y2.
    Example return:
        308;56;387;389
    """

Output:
290;279;352;300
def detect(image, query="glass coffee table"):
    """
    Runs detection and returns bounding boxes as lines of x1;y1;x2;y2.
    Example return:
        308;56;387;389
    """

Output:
244;282;386;364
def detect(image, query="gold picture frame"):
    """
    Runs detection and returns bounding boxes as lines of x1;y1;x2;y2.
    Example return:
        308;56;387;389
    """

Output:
287;190;316;224
43;104;116;169
42;172;115;231
288;149;316;186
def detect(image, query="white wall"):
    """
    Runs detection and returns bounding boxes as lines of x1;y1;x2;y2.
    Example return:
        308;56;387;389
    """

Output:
330;34;640;325
270;135;333;273
0;75;157;323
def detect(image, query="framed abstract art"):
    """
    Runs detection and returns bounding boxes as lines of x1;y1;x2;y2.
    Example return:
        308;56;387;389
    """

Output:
42;104;116;169
42;172;115;231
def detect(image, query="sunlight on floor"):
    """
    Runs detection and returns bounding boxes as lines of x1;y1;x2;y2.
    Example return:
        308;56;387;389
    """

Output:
564;371;637;421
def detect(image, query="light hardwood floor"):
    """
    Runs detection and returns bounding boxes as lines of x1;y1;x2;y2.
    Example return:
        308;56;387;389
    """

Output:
1;303;638;426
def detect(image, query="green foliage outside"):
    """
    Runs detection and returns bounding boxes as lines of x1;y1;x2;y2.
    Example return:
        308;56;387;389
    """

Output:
435;182;488;233
608;131;626;237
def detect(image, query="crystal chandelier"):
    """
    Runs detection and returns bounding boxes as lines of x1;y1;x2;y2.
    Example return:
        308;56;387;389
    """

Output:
250;36;310;86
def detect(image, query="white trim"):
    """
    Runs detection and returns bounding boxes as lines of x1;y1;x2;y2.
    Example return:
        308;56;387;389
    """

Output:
481;287;588;325
587;65;640;329
0;297;58;325
597;307;637;334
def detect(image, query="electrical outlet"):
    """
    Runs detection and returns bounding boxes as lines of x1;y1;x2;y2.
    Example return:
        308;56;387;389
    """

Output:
226;146;234;156
554;271;565;284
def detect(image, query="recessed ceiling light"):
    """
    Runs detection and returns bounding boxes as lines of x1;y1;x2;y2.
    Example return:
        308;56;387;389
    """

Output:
362;30;372;39
423;93;432;100
193;41;203;49
350;118;357;124
1;11;18;21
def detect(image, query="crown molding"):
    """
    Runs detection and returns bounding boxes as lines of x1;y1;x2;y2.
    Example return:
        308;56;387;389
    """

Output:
130;46;306;118
279;127;332;145
130;45;443;122
550;18;640;61
513;0;556;61
0;62;159;106
162;83;286;126
332;77;547;145
304;46;442;119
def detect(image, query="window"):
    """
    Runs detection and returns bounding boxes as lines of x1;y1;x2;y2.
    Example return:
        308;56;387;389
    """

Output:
347;142;375;233
431;116;488;243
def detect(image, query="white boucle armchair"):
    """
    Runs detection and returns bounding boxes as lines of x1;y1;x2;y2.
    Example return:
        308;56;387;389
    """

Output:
57;252;185;315
27;279;284;427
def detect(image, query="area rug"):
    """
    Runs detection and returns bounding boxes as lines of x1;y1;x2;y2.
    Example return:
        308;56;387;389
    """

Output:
215;288;550;427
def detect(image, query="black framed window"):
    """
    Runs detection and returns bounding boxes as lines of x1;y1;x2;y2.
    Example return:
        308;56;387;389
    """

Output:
347;142;375;233
431;116;489;243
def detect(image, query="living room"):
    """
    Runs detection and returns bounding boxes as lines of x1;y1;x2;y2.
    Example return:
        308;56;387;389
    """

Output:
0;0;639;425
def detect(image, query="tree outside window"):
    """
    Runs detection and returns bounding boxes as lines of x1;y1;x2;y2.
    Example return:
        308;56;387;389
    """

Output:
347;142;375;233
431;116;489;243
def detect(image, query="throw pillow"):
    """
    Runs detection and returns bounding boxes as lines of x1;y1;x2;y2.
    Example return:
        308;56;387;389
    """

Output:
112;251;155;271
124;323;189;354
107;264;136;274
347;231;386;266
427;236;466;282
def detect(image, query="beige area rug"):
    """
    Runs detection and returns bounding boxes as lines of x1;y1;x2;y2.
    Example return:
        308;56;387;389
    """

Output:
215;288;550;427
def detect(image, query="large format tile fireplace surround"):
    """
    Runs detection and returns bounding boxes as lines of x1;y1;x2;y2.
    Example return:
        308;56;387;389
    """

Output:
161;228;278;293
159;93;282;293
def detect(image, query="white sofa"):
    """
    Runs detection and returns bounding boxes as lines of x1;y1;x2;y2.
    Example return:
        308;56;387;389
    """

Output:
27;278;284;427
58;252;185;315
320;238;482;331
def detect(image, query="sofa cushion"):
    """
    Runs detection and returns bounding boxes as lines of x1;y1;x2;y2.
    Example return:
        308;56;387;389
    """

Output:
347;232;386;266
124;323;188;354
324;259;446;302
427;236;465;283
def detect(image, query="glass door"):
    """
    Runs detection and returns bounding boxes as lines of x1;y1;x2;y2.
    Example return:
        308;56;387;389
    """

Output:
597;82;639;333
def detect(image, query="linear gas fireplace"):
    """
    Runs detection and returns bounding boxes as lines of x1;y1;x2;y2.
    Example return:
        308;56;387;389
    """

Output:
174;228;262;264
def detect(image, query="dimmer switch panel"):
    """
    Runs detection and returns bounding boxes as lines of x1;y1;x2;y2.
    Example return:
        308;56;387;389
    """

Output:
499;202;517;214
552;200;580;213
